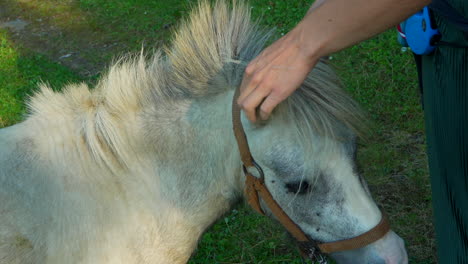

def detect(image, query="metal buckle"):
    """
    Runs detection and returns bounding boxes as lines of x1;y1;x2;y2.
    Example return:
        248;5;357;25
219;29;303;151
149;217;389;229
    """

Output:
242;160;264;180
301;247;328;264
314;254;328;264
299;245;328;264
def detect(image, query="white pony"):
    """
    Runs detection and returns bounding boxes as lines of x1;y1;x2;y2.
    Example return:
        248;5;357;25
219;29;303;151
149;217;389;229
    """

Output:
0;1;407;263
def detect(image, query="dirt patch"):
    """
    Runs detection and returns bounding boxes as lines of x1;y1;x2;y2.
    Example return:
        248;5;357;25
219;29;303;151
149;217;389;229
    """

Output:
0;6;124;77
0;0;178;78
0;19;29;32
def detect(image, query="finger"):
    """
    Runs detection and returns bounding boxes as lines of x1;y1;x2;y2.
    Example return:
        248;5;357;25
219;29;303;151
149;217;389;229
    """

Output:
238;69;254;102
238;65;265;104
259;90;285;121
240;84;271;122
238;47;282;103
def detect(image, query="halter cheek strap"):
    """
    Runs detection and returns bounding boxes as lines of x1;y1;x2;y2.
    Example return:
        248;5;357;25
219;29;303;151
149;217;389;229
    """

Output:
231;88;391;257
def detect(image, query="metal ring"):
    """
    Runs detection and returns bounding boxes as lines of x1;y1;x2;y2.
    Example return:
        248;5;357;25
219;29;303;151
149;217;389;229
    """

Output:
242;160;264;180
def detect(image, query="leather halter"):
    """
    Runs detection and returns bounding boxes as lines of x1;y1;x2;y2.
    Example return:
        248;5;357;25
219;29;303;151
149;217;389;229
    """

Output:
231;88;391;259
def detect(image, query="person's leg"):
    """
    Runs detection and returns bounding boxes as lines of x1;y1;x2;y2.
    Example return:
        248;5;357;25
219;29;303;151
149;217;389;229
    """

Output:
422;47;468;263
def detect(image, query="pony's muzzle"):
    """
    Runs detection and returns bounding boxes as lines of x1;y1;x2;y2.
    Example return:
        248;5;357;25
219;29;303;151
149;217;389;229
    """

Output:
329;231;408;264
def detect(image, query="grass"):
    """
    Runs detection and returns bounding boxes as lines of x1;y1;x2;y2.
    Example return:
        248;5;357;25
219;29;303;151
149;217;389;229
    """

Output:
0;30;82;127
0;0;435;263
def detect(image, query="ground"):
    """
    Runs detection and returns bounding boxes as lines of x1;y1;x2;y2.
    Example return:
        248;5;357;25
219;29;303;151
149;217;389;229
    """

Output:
0;0;435;263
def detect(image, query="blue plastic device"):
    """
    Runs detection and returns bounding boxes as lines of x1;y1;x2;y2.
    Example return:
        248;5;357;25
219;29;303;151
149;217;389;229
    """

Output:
404;7;441;55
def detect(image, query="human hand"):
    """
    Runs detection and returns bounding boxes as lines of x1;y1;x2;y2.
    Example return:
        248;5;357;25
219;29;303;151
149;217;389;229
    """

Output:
237;0;429;123
237;26;319;122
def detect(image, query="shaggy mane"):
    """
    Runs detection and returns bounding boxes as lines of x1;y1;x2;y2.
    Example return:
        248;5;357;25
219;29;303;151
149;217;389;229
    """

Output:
27;0;365;169
165;0;365;139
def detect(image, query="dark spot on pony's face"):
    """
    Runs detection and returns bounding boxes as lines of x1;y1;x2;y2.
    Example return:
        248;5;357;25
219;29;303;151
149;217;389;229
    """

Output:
285;180;311;194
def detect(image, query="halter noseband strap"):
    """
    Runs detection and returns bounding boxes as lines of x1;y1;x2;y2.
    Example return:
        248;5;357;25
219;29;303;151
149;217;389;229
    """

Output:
231;88;391;257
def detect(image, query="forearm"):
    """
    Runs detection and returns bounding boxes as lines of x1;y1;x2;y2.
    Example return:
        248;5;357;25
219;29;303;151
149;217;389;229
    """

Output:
298;0;431;61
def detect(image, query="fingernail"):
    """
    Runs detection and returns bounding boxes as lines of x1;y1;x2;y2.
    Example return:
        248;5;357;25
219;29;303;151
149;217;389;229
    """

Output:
260;111;269;121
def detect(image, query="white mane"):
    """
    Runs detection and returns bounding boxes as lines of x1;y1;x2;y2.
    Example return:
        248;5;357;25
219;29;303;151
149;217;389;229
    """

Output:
27;1;364;170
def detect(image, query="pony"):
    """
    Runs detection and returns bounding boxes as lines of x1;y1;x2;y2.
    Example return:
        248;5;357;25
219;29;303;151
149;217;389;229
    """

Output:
0;1;407;263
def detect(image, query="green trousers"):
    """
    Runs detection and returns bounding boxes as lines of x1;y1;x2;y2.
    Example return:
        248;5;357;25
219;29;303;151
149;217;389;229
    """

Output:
421;5;468;262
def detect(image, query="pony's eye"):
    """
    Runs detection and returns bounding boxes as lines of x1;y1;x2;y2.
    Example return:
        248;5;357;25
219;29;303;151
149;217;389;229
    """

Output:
285;181;311;194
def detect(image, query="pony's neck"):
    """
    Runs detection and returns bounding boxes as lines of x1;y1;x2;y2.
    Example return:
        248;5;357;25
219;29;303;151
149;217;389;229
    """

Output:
142;89;243;261
149;89;243;207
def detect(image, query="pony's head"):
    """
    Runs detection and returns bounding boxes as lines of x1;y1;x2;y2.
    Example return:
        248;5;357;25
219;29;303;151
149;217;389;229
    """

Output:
238;70;408;262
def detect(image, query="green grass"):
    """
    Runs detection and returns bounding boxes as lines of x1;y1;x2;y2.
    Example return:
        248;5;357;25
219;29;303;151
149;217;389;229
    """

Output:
249;0;312;34
0;0;435;263
0;30;82;127
190;205;306;264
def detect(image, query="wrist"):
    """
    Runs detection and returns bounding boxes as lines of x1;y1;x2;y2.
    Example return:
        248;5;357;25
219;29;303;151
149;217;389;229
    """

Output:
293;16;330;66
